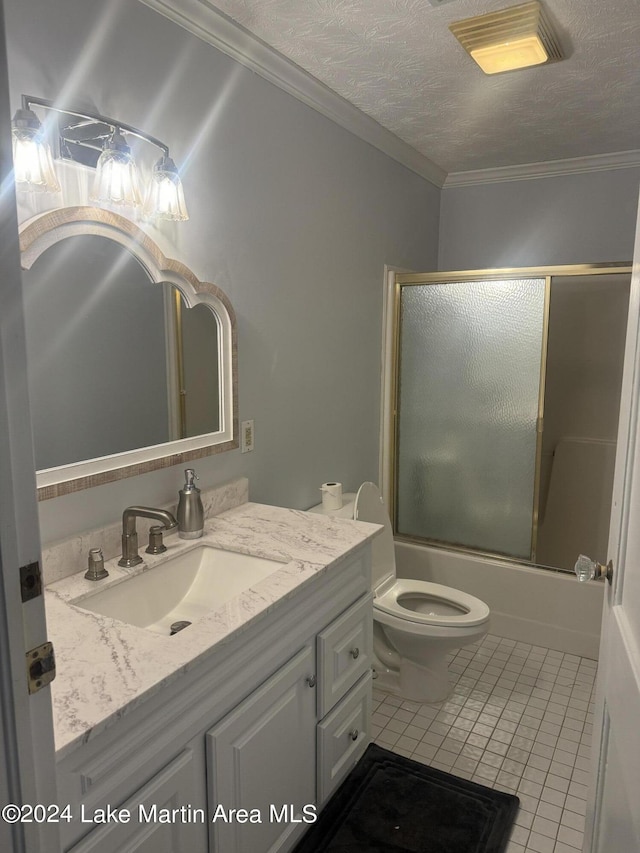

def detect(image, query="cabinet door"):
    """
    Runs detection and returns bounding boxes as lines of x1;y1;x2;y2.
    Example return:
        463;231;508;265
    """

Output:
206;646;317;853
67;749;206;853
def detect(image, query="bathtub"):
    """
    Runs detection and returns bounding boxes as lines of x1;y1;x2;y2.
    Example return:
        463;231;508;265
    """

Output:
395;541;603;660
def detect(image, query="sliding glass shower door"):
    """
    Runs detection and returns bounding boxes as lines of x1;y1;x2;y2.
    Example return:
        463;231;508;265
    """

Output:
395;277;547;560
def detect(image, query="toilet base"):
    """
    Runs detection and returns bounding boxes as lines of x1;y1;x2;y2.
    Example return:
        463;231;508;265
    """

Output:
372;652;452;704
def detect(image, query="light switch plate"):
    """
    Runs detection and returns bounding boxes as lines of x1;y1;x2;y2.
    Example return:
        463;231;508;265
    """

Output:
241;419;254;453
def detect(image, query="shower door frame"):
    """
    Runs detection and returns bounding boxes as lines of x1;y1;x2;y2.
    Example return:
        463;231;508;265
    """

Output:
387;262;632;570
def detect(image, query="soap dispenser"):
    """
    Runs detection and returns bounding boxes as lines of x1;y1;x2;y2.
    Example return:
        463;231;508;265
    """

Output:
177;468;204;539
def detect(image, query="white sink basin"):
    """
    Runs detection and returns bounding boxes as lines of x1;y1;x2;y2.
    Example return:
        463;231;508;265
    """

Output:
73;545;287;635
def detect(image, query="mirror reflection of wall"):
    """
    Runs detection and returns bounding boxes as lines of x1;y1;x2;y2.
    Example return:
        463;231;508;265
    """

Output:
22;234;220;473
393;269;631;573
178;297;219;438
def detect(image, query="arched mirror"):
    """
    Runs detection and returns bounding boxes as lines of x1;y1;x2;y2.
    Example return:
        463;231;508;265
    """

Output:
20;207;238;499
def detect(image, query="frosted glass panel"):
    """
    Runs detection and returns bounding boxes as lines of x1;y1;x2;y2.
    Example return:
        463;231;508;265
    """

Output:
396;279;546;559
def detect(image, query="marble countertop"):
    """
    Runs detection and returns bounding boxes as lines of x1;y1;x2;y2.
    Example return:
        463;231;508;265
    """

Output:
46;501;379;760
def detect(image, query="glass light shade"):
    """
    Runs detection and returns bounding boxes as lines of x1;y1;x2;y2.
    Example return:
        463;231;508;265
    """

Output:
11;109;60;193
90;131;142;208
471;35;548;74
143;156;189;221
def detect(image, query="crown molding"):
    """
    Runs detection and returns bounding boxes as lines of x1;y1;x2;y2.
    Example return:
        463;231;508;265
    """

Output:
137;0;446;187
137;1;638;192
444;149;640;188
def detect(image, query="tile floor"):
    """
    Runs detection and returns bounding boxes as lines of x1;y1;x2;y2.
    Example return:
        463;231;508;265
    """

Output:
371;633;597;853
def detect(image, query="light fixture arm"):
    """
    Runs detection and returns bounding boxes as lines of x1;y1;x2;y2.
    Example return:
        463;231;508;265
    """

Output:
22;95;170;160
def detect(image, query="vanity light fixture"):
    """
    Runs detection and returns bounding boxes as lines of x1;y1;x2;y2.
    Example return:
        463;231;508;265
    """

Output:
11;96;189;221
10;107;61;194
449;1;562;75
90;128;143;209
142;154;189;222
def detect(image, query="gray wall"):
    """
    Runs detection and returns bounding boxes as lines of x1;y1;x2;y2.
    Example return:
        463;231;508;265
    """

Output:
5;0;440;544
439;168;640;270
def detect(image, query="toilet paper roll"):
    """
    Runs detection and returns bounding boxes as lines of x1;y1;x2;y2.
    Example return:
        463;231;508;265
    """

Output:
320;482;343;511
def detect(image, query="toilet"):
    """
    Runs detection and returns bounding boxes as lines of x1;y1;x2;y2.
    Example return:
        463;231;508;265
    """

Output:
310;482;490;703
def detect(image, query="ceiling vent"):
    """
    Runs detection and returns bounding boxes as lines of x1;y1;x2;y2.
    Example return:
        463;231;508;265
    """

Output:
449;1;562;75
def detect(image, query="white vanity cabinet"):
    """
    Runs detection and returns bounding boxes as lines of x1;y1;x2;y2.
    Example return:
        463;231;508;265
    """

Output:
65;749;206;853
316;594;373;804
56;545;373;853
206;594;372;853
206;645;317;853
317;674;372;804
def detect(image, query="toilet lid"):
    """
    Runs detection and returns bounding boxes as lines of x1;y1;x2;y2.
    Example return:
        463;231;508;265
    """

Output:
354;482;395;590
374;578;490;628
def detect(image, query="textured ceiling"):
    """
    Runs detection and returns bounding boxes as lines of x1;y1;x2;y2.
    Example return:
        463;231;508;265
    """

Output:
201;0;640;174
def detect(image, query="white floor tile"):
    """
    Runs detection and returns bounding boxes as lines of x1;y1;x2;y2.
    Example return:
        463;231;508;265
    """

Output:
372;633;597;853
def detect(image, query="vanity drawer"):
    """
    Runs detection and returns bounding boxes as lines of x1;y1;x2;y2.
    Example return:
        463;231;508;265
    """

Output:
317;672;372;804
317;593;372;717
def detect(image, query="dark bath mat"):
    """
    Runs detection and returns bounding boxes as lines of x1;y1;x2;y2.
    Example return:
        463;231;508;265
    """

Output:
293;743;519;853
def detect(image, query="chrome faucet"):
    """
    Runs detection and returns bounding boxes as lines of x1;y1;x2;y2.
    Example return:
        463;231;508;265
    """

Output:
118;506;178;567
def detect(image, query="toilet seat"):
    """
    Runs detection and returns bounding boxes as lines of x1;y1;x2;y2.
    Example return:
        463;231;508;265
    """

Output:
374;578;490;628
352;482;489;632
309;481;490;702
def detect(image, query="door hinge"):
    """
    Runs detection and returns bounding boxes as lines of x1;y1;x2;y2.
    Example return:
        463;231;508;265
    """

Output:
26;641;56;694
20;560;42;602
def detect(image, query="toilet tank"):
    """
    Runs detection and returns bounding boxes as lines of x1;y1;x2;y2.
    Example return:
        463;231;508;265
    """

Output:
307;488;395;592
307;494;357;519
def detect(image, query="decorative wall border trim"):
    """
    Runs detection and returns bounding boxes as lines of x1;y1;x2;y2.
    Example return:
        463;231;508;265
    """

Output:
137;0;447;187
444;149;640;188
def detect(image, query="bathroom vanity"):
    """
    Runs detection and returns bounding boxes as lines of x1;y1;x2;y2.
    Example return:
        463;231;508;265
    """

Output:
45;499;377;852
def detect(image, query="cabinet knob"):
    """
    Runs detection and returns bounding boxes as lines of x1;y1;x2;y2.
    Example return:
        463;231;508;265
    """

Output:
306;675;317;688
350;647;360;659
349;729;359;741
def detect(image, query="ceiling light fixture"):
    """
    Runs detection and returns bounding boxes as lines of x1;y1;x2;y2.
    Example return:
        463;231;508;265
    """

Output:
11;96;189;221
449;1;562;75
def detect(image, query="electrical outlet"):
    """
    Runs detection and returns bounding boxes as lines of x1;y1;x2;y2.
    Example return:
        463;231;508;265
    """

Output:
241;419;254;453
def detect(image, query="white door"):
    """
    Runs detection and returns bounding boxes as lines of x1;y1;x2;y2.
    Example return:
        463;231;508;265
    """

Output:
0;2;59;850
583;189;640;852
